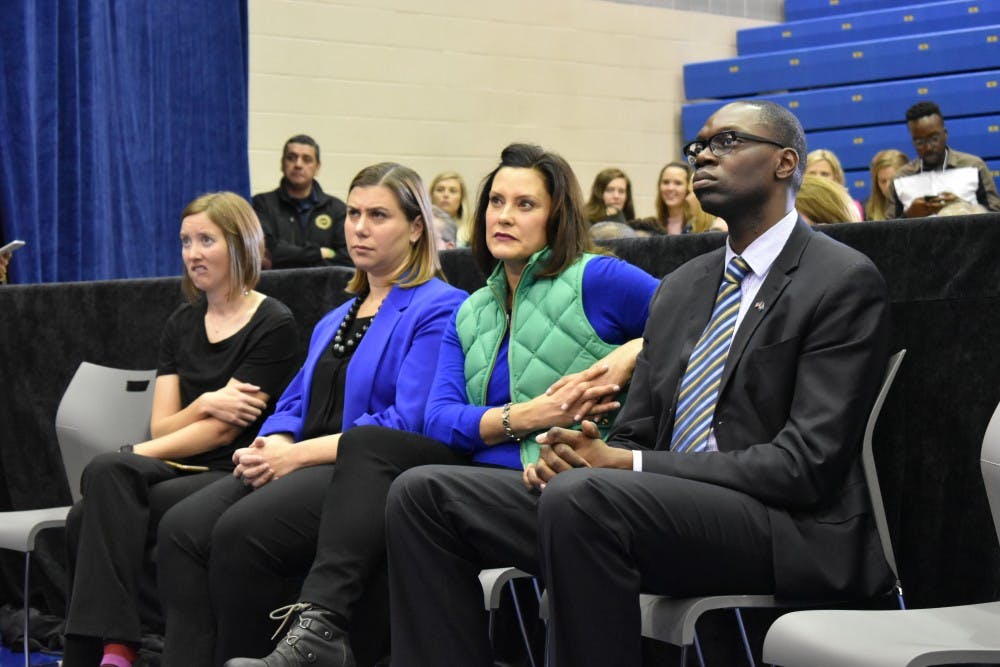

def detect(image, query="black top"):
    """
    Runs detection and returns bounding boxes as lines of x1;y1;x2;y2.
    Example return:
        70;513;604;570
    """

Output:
157;296;299;469
302;315;372;439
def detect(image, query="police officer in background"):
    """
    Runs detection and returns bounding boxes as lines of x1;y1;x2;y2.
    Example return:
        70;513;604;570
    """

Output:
252;135;351;269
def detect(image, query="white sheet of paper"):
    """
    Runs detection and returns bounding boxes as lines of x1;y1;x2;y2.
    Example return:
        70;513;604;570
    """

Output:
893;167;979;211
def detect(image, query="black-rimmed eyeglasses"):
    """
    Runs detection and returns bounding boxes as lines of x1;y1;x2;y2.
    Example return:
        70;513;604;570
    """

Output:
682;130;787;166
911;131;945;149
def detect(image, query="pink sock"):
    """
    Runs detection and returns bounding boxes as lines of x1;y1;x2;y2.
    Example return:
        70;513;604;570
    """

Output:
101;642;138;667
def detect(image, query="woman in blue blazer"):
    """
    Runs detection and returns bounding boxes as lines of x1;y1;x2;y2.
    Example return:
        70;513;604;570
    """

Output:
155;163;466;667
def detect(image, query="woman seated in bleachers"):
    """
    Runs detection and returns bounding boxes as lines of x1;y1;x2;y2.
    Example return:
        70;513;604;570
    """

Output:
62;192;301;667
584;167;635;223
429;171;471;246
652;161;694;234
806;148;865;220
797;173;863;225
220;142;659;667
865;149;909;221
155;163;466;667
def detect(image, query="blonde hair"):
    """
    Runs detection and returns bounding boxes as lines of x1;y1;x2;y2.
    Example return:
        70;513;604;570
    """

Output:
796;174;862;225
865;149;910;221
429;171;470;244
806;149;846;185
653;162;694;232
685;170;718;233
180;192;262;304
346;163;442;294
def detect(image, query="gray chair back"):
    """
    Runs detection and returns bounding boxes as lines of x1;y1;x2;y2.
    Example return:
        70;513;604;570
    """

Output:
860;349;906;593
55;362;157;502
981;399;1000;545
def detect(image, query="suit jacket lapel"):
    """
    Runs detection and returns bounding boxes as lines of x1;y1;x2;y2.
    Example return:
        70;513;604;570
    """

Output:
680;251;726;365
720;219;813;392
343;285;413;424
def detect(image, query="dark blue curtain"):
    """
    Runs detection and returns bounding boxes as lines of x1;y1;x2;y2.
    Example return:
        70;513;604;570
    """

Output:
0;1;250;283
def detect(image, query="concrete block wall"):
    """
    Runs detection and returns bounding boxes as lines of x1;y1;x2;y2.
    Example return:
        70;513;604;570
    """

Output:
248;0;771;218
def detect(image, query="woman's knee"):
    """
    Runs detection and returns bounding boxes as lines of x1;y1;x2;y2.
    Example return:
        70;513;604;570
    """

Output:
79;451;146;495
157;497;205;560
208;494;307;577
208;505;259;569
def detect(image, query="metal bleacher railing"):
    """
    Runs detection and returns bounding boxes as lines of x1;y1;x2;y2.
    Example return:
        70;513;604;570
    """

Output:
680;0;1000;201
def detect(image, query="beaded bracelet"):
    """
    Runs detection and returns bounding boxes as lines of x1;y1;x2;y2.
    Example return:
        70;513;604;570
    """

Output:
502;402;521;442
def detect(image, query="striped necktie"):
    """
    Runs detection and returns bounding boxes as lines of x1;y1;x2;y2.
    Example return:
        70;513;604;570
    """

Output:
670;256;752;453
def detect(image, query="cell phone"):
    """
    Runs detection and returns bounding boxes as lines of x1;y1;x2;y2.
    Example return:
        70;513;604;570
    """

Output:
0;240;25;255
163;460;211;472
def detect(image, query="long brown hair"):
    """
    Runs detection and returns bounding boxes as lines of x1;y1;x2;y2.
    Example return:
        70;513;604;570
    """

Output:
583;168;634;223
470;143;596;278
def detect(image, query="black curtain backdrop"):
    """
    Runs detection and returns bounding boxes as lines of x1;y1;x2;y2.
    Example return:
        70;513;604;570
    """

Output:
0;0;250;284
1;218;999;661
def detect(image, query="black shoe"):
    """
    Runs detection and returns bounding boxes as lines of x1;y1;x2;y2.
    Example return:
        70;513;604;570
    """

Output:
223;603;355;667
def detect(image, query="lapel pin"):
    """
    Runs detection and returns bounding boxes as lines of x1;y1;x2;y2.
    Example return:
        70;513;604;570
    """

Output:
753;300;766;311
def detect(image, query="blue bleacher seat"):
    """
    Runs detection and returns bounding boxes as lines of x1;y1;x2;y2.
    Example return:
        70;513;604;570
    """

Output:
990;158;1000;179
681;70;1000;138
682;0;1000;210
684;26;1000;100
844;168;872;201
785;0;945;22
741;0;998;54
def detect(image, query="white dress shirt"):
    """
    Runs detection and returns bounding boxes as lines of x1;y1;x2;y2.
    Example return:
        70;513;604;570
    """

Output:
633;210;799;470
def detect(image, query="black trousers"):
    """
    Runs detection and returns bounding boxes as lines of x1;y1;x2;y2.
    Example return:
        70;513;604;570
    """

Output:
386;465;774;667
62;451;226;666
157;425;464;667
157;463;332;666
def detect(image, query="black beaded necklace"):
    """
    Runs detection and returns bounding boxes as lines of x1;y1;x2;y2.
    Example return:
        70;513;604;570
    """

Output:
331;292;380;357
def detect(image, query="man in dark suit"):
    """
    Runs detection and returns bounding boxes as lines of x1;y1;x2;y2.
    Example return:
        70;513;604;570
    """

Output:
385;100;893;667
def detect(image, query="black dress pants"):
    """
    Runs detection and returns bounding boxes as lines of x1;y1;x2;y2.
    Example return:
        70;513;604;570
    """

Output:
386;465;774;667
157;464;333;666
157;425;464;667
63;451;226;666
299;426;466;613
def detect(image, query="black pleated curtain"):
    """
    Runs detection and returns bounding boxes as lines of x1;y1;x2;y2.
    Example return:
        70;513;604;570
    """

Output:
0;0;250;284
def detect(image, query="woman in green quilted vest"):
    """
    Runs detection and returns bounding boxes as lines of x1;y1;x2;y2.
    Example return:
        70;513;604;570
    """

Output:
221;143;658;667
433;142;658;473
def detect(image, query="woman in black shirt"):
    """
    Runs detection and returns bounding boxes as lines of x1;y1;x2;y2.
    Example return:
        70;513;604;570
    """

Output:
62;192;299;667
